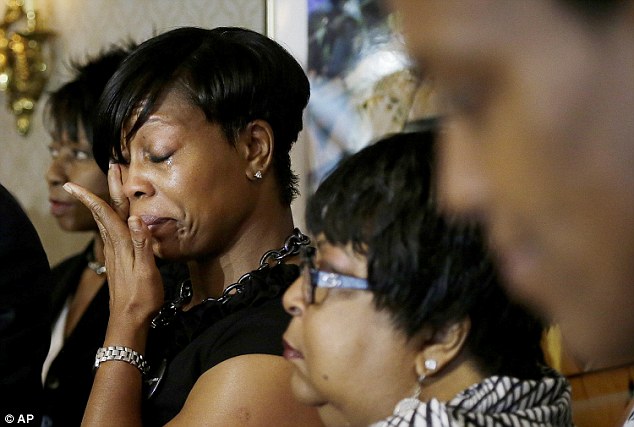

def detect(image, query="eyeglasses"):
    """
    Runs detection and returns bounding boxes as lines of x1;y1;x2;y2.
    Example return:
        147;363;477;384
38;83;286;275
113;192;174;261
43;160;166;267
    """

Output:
300;245;369;305
48;142;93;162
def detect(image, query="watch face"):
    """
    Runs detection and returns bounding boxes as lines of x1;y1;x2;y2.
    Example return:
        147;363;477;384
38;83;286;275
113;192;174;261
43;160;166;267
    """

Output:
144;357;167;400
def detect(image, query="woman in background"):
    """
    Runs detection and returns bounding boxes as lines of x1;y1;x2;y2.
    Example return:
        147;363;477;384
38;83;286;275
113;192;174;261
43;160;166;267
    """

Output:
282;130;573;426
42;46;130;426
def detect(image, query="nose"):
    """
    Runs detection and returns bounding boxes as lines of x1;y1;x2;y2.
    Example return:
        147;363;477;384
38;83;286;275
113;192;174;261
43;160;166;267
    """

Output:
282;275;306;317
46;158;67;187
121;163;154;200
436;120;489;221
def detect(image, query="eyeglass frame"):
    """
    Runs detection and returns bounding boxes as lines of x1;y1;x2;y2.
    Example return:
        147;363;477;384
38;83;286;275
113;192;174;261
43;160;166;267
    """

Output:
48;141;94;162
300;245;369;305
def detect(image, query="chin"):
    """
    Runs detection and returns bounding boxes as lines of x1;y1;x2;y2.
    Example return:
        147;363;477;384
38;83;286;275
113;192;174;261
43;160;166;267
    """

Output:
317;404;352;427
151;240;182;261
56;219;91;233
290;372;326;407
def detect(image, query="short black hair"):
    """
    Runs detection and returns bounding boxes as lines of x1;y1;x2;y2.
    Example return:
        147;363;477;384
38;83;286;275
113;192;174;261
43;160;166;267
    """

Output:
43;44;133;146
93;26;310;205
307;130;545;380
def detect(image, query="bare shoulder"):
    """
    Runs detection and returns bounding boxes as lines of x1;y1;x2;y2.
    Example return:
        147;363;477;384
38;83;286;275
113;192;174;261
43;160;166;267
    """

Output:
166;354;324;427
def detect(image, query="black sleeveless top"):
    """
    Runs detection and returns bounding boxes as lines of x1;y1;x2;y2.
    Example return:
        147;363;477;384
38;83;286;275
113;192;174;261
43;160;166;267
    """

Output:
42;244;187;427
42;243;109;427
142;263;299;426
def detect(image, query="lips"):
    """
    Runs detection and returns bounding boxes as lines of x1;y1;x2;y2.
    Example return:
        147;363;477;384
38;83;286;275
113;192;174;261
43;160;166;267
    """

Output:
282;339;303;360
134;214;179;241
49;199;74;217
139;215;173;231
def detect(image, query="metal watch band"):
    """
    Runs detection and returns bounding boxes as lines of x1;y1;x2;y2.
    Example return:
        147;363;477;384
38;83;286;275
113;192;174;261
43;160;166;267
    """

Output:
94;345;150;375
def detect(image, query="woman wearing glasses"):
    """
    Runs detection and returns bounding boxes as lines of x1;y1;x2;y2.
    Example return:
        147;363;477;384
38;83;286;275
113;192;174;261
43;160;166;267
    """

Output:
282;130;573;426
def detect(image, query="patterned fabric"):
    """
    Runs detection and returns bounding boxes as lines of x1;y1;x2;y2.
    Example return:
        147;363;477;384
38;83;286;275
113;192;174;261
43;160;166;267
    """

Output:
624;405;634;427
372;370;572;426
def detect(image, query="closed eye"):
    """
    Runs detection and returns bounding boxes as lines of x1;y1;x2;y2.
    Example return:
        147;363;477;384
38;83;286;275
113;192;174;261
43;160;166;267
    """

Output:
148;152;174;164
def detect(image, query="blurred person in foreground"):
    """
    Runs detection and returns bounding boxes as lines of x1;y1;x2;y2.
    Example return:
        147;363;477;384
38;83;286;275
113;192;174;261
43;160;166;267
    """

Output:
388;0;634;423
389;0;634;373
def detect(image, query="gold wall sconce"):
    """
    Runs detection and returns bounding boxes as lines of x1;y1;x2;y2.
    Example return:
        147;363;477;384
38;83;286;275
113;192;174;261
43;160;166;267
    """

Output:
0;0;52;135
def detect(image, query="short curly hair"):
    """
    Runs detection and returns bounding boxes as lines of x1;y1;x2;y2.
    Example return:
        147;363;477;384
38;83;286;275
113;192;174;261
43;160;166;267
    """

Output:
43;44;133;146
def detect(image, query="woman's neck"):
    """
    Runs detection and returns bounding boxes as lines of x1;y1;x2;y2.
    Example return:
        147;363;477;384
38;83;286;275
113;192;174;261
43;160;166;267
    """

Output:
185;206;295;307
419;356;485;403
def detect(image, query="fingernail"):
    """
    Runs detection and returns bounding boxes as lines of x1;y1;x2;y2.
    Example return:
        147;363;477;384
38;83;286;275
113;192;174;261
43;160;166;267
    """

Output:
108;160;114;170
62;183;73;194
128;216;142;232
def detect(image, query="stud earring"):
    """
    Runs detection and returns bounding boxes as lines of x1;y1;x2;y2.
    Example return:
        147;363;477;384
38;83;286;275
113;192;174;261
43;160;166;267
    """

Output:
254;170;263;179
417;359;437;385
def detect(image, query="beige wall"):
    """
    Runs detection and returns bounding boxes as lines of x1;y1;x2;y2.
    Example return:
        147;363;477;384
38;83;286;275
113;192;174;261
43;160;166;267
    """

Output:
0;0;310;266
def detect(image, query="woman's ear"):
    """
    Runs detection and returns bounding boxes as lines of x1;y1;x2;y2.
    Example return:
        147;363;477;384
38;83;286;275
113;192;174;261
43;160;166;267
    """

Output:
414;318;471;379
240;119;274;181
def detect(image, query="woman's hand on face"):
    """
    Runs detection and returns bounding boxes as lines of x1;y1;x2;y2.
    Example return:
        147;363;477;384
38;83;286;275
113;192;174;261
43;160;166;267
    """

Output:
63;164;164;329
107;161;131;221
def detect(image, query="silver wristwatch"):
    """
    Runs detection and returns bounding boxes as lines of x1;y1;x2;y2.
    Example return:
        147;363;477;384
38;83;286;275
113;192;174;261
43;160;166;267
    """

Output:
94;345;150;375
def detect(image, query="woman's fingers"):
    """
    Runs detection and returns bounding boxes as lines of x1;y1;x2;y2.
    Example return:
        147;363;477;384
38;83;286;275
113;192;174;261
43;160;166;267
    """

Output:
63;181;132;252
65;183;163;320
128;216;155;271
127;216;165;317
108;163;130;221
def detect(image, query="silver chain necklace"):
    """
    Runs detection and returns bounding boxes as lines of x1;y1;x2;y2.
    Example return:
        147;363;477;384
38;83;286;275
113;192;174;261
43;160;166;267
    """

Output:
150;228;310;328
